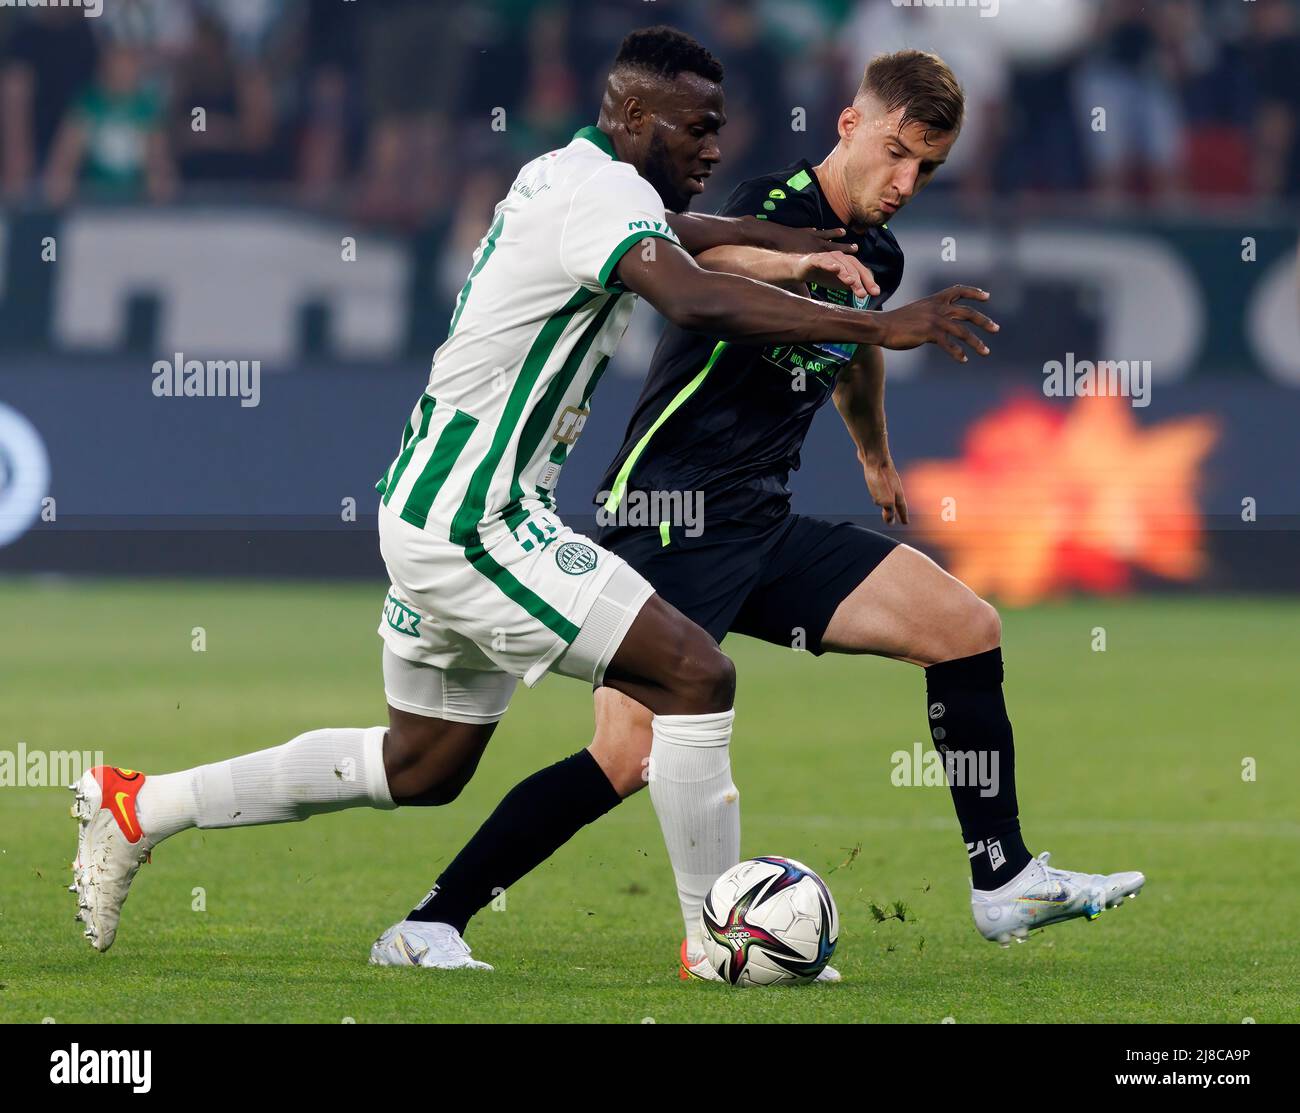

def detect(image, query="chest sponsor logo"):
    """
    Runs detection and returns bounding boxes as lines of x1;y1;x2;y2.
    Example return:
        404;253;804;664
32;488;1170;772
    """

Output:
762;344;847;380
555;541;599;575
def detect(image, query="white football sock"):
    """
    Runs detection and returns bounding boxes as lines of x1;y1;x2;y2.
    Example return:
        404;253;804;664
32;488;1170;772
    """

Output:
136;726;394;841
648;710;738;954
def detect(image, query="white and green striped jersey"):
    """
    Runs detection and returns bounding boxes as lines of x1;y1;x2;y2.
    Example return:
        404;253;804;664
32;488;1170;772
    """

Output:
376;126;680;548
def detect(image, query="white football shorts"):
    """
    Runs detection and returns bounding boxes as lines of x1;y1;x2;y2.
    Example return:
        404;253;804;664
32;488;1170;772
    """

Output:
376;502;653;722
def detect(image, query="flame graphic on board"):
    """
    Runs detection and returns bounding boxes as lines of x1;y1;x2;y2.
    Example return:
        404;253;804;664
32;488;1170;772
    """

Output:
904;396;1219;605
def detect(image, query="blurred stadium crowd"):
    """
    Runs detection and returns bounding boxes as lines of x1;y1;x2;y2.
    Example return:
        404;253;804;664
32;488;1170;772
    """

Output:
1;0;1297;232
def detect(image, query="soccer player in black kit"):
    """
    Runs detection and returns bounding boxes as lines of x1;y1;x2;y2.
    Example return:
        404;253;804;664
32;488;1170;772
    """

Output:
405;48;1145;980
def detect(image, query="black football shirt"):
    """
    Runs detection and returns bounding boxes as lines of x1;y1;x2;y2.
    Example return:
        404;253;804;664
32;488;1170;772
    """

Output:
595;159;905;525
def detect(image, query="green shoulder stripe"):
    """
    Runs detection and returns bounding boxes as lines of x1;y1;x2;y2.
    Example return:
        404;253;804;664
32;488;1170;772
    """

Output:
598;230;678;291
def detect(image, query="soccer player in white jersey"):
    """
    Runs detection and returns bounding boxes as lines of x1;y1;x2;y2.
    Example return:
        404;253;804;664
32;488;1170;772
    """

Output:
69;27;997;966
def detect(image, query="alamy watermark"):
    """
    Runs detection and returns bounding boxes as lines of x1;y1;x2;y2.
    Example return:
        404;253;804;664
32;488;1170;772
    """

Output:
892;0;1000;17
152;353;261;408
1;744;104;787
1;0;103;17
1043;353;1151;408
890;742;1000;798
596;488;704;538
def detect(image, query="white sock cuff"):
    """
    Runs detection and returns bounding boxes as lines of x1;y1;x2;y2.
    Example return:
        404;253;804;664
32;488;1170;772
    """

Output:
651;709;735;747
364;725;396;809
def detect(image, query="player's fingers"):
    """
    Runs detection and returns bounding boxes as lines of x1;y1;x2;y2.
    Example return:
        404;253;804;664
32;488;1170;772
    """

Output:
834;260;866;299
948;304;999;334
844;255;880;296
943;285;990;303
932;328;967;362
814;228;857;251
941;316;989;357
896;490;909;525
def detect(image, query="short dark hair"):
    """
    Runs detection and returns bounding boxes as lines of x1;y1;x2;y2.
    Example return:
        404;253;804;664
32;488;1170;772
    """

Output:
613;25;724;84
859;50;964;137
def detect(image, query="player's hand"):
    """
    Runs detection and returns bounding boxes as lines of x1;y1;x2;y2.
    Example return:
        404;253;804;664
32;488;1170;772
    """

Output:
794;251;880;301
743;217;859;257
860;449;908;525
873;286;999;362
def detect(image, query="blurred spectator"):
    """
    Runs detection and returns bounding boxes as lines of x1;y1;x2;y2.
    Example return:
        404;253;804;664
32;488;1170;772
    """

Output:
512;5;581;159
169;10;277;182
295;0;365;204
1160;0;1254;197
201;0;295;65
1073;0;1184;201
43;43;176;205
355;0;472;225
97;0;198;69
701;0;790;191
1;7;99;199
1245;0;1300;197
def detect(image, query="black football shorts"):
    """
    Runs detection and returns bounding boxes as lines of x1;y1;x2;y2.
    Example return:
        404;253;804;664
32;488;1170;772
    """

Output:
594;513;898;653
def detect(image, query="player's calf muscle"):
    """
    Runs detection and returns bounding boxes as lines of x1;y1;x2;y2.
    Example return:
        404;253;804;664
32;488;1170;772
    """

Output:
589;688;655;797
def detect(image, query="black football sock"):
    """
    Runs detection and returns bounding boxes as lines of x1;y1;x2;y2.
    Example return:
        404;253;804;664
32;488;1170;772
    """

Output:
407;748;622;933
924;648;1032;891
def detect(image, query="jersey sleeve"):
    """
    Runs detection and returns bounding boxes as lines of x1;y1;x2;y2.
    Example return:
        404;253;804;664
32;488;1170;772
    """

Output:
717;173;822;228
560;167;682;292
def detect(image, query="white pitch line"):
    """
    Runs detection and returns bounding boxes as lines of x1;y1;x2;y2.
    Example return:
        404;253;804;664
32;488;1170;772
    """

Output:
739;814;1300;840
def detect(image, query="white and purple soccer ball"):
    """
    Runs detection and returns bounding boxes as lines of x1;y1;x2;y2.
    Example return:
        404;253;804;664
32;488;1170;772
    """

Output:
700;856;840;986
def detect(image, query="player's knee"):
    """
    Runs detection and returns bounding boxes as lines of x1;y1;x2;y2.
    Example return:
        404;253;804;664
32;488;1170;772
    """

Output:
413;772;470;807
680;644;736;712
938;595;1001;661
972;597;1002;652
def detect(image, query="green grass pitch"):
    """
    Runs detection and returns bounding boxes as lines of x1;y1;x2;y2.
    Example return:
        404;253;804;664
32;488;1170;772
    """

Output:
1;579;1296;1023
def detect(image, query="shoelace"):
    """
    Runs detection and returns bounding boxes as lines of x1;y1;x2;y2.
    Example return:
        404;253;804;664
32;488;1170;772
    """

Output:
1025;851;1076;897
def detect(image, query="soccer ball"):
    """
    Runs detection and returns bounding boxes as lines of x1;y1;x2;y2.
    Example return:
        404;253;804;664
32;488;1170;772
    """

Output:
700;856;839;986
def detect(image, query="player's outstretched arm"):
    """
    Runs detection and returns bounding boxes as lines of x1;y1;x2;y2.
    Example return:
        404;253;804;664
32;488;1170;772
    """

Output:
694;245;880;300
616;237;998;362
665;211;858;257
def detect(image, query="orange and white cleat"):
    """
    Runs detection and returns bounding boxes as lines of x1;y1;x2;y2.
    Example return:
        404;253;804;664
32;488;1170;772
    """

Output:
69;766;155;952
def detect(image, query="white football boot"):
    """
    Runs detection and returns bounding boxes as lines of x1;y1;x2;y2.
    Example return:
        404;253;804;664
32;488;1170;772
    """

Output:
369;920;493;970
69;766;156;952
972;851;1145;947
679;939;842;984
